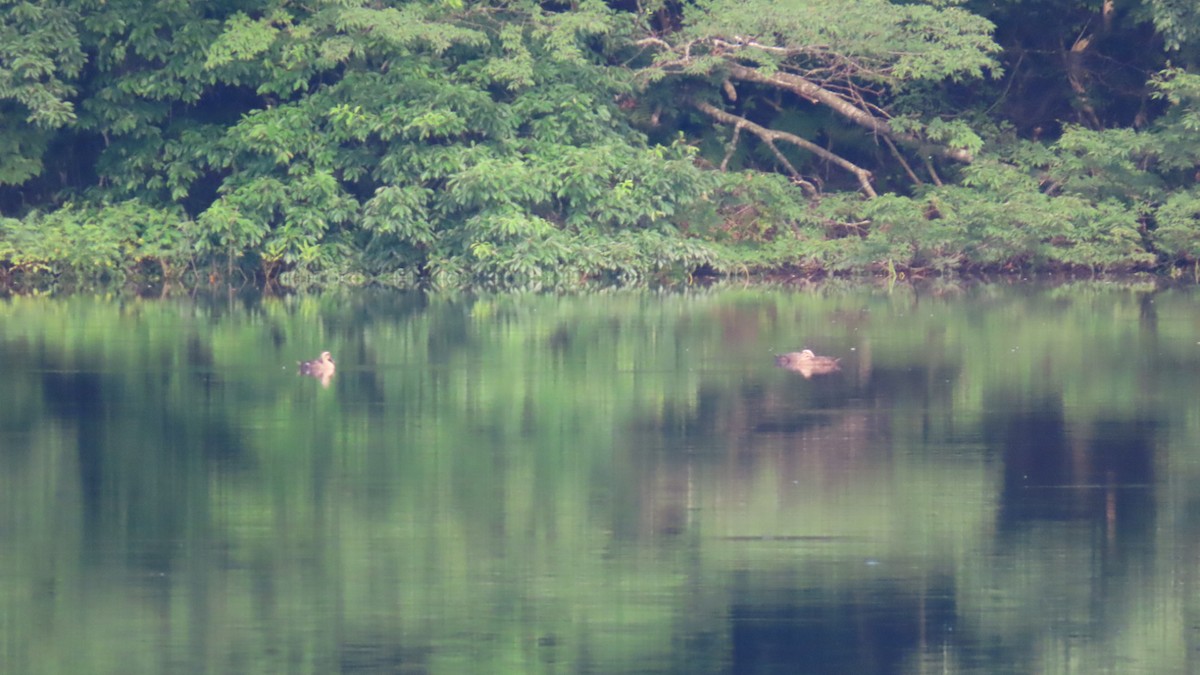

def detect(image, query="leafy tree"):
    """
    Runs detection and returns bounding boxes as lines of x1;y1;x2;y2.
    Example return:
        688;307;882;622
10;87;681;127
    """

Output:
72;0;720;285
0;0;84;185
6;0;1200;286
629;0;1001;195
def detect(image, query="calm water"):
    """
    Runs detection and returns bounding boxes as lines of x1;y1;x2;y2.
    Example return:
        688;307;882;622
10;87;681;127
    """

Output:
2;282;1199;674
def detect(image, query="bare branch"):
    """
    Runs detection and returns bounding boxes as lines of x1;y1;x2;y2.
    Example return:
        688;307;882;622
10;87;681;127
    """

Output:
727;64;975;163
923;156;944;187
635;36;672;50
883;135;922;187
720;125;740;171
763;138;819;198
693;100;876;197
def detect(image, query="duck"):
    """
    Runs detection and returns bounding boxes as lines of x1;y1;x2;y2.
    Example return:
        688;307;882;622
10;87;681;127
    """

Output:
298;351;336;378
775;349;841;378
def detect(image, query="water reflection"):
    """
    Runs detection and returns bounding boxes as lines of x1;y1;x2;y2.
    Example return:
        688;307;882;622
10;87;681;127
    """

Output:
0;285;1198;673
729;573;960;674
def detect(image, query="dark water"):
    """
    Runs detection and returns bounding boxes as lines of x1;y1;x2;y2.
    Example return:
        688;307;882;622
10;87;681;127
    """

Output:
2;283;1198;674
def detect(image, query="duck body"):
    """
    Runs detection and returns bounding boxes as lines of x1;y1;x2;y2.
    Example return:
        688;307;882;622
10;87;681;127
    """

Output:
775;349;841;378
299;351;336;378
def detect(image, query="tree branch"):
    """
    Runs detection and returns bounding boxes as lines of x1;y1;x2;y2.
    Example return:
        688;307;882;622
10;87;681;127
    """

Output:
883;135;922;187
727;64;975;163
693;100;875;197
763;138;819;197
720;124;740;170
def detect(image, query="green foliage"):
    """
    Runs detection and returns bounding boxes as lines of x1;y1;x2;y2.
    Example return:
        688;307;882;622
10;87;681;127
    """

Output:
5;0;1200;287
916;117;986;157
0;200;196;281
0;115;53;185
633;0;1004;206
64;0;714;285
783;153;1157;274
423;219;718;290
0;1;83;127
1141;0;1200;53
182;1;716;284
203;11;287;70
1148;68;1200;169
0;0;84;184
1044;126;1164;203
703;171;820;242
680;0;1000;83
1152;189;1200;261
850;192;963;271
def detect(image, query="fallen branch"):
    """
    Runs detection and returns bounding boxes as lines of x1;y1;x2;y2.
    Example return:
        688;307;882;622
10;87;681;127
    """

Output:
727;64;975;163
693;100;876;197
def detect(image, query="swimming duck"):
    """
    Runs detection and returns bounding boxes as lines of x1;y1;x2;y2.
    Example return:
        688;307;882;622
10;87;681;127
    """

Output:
775;349;841;378
298;351;336;378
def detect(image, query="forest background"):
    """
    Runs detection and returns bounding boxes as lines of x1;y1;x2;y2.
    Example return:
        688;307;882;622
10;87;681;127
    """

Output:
4;0;1200;289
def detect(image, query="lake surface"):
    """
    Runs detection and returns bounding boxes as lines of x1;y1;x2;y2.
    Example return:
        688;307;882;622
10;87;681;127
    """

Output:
2;282;1199;674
